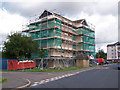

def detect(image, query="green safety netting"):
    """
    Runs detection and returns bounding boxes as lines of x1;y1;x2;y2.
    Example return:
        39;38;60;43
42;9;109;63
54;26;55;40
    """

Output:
72;44;76;49
77;27;95;37
34;38;62;48
31;49;49;58
79;43;95;52
72;35;76;40
89;45;95;52
29;18;62;30
30;28;62;39
79;43;84;50
83;35;95;44
32;38;62;58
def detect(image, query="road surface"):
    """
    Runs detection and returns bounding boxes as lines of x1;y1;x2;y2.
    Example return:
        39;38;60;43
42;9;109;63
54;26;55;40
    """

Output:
30;64;120;88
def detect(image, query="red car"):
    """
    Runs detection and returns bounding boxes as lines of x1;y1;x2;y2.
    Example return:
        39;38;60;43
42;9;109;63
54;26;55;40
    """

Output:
95;59;105;65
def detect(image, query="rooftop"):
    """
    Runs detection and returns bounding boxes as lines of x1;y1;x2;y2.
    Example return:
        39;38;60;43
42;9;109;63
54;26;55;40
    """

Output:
107;42;120;47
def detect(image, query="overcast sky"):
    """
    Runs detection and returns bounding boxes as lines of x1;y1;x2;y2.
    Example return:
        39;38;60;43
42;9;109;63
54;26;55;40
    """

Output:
0;0;119;52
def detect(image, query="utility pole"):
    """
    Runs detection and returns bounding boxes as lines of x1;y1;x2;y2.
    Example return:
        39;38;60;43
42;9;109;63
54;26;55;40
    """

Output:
22;59;24;72
41;58;43;70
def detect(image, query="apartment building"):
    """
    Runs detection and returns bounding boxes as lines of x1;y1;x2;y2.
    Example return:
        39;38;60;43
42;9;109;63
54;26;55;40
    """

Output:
22;10;95;60
107;42;120;62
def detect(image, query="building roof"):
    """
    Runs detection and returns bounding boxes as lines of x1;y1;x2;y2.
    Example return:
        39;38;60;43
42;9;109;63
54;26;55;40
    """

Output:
73;19;84;23
39;10;53;19
107;42;120;47
39;10;86;25
107;44;115;47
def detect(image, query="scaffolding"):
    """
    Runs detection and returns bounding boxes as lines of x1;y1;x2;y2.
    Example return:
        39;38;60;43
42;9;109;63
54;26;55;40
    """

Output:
22;10;95;69
29;17;95;59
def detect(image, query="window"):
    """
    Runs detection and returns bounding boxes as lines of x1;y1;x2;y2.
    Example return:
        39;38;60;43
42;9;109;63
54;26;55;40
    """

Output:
118;49;120;52
118;52;120;55
72;44;76;49
72;51;76;56
119;56;120;59
68;50;70;53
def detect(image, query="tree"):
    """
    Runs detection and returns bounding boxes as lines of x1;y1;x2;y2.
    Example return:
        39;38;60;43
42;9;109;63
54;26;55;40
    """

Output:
38;49;46;58
36;49;46;68
96;49;107;60
2;33;39;60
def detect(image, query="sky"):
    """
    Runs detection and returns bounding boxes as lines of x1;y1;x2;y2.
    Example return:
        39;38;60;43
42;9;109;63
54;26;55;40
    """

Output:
0;0;119;52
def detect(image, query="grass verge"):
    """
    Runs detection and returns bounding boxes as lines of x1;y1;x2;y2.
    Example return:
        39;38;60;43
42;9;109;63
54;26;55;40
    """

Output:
0;78;7;83
23;67;86;72
2;67;86;72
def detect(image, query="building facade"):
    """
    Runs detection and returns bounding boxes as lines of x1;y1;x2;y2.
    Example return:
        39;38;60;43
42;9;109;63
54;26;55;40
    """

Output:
107;42;120;62
22;10;95;60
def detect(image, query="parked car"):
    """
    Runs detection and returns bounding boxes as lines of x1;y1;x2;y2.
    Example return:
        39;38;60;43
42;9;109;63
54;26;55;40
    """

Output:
108;61;113;64
95;58;105;65
118;63;120;70
105;61;109;64
99;61;104;65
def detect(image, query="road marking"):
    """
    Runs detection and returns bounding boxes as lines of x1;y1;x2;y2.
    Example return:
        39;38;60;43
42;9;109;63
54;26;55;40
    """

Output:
31;68;95;87
50;78;55;81
57;76;62;79
54;77;58;80
34;82;39;84
31;83;38;86
95;67;110;69
61;75;65;78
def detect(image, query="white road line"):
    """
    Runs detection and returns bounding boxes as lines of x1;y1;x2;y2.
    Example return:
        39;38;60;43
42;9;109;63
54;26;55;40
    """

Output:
40;80;45;83
45;80;49;83
31;83;38;86
57;76;62;79
39;82;44;84
54;77;58;80
31;69;94;87
34;82;39;84
64;74;68;77
45;79;50;81
50;78;55;81
61;75;65;78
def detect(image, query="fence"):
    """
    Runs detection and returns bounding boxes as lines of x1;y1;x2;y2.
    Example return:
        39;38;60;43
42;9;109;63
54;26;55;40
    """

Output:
0;58;36;70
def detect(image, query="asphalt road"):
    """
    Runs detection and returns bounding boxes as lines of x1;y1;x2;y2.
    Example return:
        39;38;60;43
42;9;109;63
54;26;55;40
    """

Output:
30;64;119;88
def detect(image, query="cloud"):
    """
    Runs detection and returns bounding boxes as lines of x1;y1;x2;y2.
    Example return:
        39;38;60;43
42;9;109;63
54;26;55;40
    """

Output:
0;8;28;45
0;8;28;34
3;1;118;18
1;1;119;52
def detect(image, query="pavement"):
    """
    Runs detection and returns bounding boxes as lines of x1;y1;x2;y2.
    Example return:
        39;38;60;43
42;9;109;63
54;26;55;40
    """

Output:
2;64;117;89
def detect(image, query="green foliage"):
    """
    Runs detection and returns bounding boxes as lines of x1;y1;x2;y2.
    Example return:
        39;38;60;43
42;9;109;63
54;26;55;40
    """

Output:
0;52;2;58
3;33;39;59
0;78;7;83
3;67;86;72
96;49;107;59
38;49;46;58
